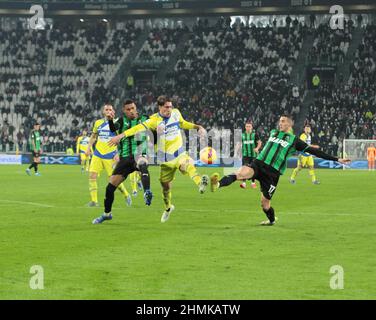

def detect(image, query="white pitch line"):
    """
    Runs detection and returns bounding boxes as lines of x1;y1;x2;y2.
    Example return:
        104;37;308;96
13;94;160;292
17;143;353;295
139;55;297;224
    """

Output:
0;199;55;208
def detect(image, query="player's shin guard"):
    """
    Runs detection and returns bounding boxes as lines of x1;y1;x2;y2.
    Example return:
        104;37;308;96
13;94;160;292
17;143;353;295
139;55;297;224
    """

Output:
89;179;98;203
263;207;275;223
104;183;117;214
34;162;38;173
138;163;151;190
162;189;172;209
185;163;201;186
219;174;237;187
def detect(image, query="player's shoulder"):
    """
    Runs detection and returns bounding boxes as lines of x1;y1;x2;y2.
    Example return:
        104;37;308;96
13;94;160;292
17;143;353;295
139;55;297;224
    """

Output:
300;133;307;140
270;129;278;136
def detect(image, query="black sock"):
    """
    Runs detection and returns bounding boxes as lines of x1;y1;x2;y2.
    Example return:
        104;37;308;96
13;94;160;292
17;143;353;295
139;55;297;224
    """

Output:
29;162;35;170
104;183;117;214
138;164;150;191
263;207;275;223
219;174;237;187
34;163;38;173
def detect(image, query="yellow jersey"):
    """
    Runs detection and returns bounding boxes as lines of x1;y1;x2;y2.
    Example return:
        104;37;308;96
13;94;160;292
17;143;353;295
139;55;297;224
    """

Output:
123;109;196;162
76;136;90;154
300;133;312;157
92;119;117;159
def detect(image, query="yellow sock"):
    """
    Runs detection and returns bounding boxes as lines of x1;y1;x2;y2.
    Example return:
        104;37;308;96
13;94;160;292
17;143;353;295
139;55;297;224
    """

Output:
81;159;85;169
185;163;201;186
309;169;316;182
89;179;98;203
291;167;300;180
162;189;172;210
85;159;90;171
118;183;129;197
130;172;137;193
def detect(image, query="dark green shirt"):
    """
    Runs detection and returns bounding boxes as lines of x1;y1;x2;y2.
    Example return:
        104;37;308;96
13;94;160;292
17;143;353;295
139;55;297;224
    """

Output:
30;130;41;152
112;115;149;158
242;131;259;158
257;129;310;175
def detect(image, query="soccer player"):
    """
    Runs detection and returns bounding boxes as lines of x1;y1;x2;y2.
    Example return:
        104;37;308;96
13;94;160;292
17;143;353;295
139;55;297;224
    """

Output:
367;143;376;171
76;129;91;173
290;124;320;184
108;95;209;223
92;100;153;224
210;115;350;225
236;121;262;189
86;104;131;207
26;122;42;176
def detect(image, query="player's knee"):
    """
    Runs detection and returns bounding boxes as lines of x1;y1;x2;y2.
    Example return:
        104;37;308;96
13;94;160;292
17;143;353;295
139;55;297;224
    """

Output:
261;199;270;211
89;172;97;180
179;157;194;172
137;157;149;167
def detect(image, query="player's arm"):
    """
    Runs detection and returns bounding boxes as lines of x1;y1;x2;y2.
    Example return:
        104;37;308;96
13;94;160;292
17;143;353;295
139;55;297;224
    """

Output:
178;111;206;136
108;118;122;133
30;132;36;151
108;118;156;147
76;137;81;155
255;133;262;153
295;139;350;164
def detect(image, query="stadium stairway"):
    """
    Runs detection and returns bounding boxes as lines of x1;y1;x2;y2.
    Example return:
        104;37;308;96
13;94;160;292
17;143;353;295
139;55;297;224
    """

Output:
290;33;314;131
155;32;192;85
337;26;364;82
112;28;150;106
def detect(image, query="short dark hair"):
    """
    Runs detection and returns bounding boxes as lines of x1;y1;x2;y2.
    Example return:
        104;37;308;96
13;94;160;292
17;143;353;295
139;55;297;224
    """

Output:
34;122;40;126
124;99;135;106
245;121;253;125
304;124;311;128
281;114;293;120
157;95;172;106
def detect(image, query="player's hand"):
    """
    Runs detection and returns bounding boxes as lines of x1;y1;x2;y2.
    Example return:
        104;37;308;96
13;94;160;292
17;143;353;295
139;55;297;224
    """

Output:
108;109;115;120
113;154;120;162
338;158;351;165
197;125;206;138
108;134;124;147
85;149;91;156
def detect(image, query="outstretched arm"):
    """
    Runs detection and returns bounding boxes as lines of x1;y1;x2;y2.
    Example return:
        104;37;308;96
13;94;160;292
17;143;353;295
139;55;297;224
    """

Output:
295;139;350;165
108;119;155;147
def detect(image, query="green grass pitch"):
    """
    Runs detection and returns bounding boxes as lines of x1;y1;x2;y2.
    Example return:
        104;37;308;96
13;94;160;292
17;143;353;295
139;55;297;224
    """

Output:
0;165;375;299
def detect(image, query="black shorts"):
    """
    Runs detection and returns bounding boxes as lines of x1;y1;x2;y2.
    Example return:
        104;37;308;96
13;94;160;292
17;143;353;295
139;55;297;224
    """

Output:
112;156;138;178
242;156;254;166
248;159;280;200
32;151;41;158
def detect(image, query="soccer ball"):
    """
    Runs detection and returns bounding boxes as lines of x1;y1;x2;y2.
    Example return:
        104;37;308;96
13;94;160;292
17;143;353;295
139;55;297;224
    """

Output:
200;147;218;164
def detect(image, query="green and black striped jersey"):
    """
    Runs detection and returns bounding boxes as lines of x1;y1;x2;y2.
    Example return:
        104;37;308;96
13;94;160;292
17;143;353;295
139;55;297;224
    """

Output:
256;129;310;175
29;130;41;152
242;131;259;158
111;115;149;158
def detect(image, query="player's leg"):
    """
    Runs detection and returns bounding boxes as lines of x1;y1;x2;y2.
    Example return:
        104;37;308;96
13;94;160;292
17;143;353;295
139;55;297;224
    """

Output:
92;174;125;224
33;154;41;176
308;156;320;184
80;154;86;173
290;156;302;184
259;171;279;225
160;164;176;223
211;165;255;192
105;159;131;206
136;157;153;206
26;153;37;175
130;172;138;196
178;155;209;194
260;194;277;226
88;156;101;206
240;157;249;189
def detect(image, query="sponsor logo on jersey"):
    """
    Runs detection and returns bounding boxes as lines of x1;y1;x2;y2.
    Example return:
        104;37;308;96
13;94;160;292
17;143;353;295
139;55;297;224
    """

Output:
268;136;289;148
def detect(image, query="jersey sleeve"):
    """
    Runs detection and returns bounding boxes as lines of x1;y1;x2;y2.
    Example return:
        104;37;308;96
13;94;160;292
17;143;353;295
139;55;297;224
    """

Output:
299;133;307;142
176;109;196;130
296;139;338;161
124;117;157;137
255;132;261;142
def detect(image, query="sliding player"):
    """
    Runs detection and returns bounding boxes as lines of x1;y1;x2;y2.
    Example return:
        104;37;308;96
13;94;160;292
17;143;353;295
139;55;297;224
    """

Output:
211;115;350;226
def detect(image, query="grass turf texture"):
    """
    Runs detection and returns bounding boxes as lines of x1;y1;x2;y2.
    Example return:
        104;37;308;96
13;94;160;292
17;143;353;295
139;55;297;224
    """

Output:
0;165;375;300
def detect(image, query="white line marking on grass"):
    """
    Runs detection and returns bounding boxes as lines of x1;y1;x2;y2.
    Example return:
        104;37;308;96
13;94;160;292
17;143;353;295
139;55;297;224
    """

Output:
0;200;55;208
